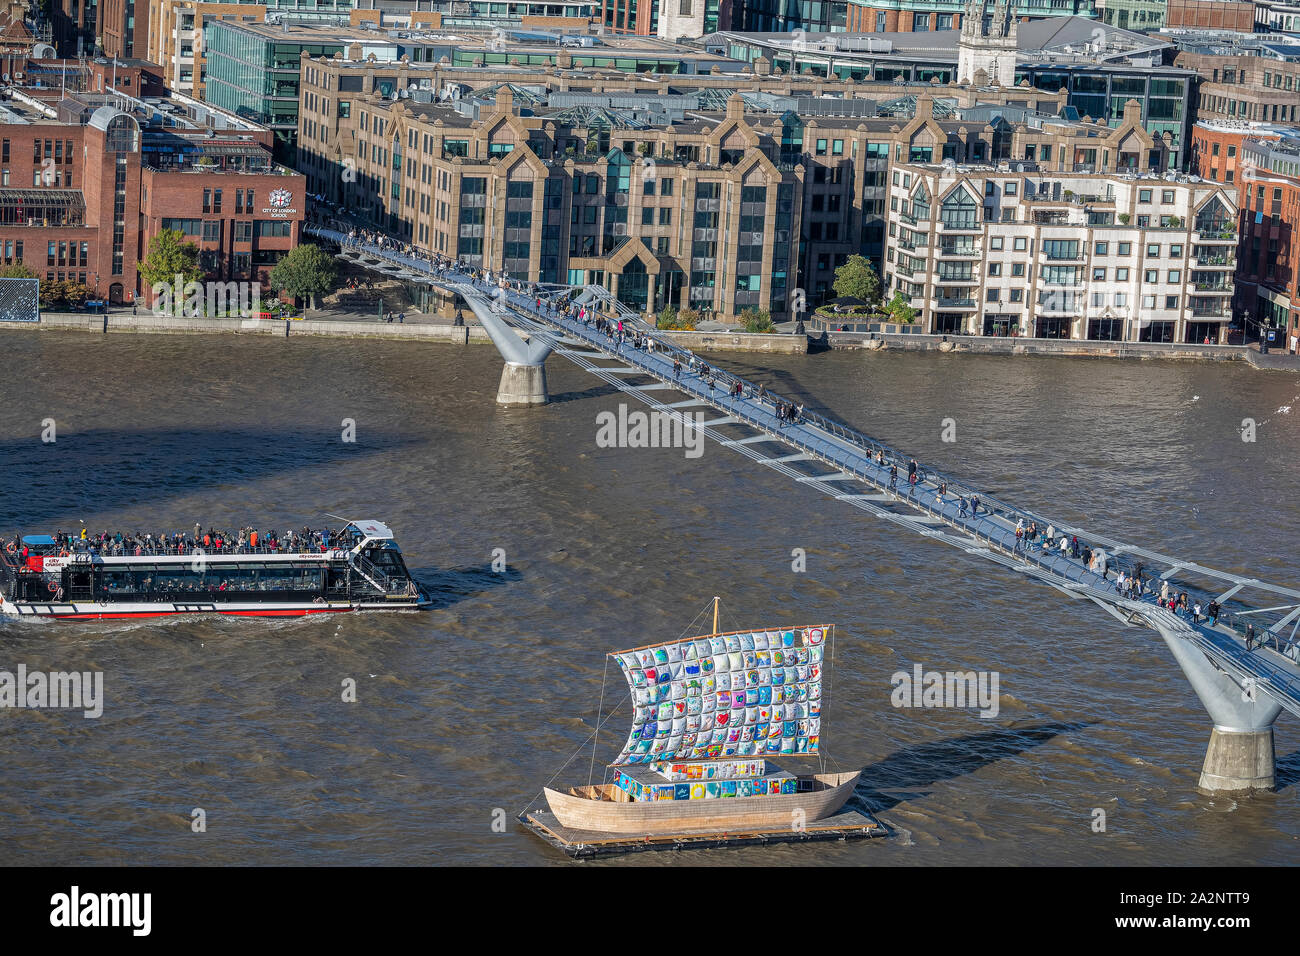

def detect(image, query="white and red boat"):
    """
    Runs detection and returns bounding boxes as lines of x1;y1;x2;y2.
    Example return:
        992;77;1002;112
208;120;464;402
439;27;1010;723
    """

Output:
0;519;429;620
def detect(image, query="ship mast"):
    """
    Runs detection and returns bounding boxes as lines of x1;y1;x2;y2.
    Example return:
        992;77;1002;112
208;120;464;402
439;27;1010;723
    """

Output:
712;596;719;636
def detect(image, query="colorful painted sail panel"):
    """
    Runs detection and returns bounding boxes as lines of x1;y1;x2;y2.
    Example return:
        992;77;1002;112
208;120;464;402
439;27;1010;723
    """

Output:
611;625;828;765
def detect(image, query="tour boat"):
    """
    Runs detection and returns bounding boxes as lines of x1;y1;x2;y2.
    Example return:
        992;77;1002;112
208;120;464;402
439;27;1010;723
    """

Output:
541;600;862;835
0;519;429;620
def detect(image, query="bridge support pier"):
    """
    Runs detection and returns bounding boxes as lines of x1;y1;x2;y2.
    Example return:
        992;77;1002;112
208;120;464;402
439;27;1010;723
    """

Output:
1155;621;1282;793
497;361;549;407
453;284;553;407
1201;726;1276;793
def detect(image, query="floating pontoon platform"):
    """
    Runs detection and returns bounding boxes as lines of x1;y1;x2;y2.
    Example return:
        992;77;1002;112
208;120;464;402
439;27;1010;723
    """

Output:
519;807;888;859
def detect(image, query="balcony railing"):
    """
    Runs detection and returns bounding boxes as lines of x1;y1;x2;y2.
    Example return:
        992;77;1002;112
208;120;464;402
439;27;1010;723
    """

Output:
937;245;980;257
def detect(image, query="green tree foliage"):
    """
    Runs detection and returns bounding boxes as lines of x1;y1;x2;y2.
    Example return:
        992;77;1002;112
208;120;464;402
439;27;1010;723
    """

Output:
269;244;338;310
832;254;881;305
0;263;38;279
139;229;203;302
884;290;918;324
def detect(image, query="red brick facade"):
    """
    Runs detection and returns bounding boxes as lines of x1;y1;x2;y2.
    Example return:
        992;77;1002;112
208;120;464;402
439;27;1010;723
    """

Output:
0;115;302;304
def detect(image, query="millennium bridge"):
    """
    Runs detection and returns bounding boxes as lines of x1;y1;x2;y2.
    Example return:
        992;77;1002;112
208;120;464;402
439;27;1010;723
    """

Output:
311;224;1300;794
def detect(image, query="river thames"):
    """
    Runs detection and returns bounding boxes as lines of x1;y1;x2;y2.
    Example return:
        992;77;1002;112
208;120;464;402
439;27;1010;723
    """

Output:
2;330;1299;865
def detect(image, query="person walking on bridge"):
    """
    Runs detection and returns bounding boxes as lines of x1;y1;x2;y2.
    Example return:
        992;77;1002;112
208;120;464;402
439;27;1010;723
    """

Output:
889;464;898;492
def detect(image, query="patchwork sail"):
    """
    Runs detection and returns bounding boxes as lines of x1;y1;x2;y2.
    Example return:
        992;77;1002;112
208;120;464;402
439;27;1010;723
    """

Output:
611;625;827;763
531;602;861;842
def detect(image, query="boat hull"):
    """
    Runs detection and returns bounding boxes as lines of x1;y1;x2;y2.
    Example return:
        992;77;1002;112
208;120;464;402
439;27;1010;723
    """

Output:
0;597;428;619
544;771;861;834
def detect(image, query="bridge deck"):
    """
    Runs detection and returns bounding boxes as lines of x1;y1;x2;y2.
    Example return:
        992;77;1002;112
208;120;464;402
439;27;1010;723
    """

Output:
310;226;1300;717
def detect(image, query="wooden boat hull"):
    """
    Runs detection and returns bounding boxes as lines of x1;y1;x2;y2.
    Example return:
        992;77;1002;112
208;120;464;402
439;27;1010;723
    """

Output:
544;771;861;834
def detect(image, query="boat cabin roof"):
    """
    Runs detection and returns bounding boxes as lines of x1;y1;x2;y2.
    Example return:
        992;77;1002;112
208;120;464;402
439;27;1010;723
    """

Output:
343;520;393;540
22;535;57;549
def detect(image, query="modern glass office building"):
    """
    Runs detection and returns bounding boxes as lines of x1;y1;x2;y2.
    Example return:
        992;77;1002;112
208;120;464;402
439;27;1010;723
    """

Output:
202;21;395;162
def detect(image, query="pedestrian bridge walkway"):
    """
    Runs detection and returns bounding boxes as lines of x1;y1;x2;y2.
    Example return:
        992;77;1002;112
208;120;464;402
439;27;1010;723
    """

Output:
308;225;1300;790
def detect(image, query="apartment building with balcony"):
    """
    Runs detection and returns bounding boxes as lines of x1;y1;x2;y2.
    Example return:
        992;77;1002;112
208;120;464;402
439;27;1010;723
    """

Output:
883;160;1238;341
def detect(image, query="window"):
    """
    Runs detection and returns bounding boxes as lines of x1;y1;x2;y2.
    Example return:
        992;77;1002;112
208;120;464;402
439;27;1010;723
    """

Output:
1143;295;1156;309
1114;293;1128;307
1145;269;1157;283
1162;189;1174;204
1011;263;1025;277
1139;189;1152;203
988;263;1001;276
990;237;1003;250
1004;182;1017;196
1116;268;1129;280
1166;295;1179;309
1013;237;1027;251
985;289;999;302
661;179;673;196
1146;244;1160;257
1170;244;1182;257
1093;268;1106;280
202;221;220;242
1009;289;1023;302
1095;241;1108;255
1118;242;1131;256
642;207;654;225
659;208;671;225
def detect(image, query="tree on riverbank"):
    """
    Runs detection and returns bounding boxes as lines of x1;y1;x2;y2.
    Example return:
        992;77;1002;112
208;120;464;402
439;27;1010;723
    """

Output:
832;254;881;306
269;244;337;310
883;290;918;325
139;230;203;303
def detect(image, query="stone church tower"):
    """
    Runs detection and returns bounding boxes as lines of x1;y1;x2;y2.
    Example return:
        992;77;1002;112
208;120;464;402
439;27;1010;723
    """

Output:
957;0;1018;87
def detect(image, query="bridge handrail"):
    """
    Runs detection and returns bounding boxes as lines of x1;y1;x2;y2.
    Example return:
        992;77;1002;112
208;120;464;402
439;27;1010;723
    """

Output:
313;225;1300;641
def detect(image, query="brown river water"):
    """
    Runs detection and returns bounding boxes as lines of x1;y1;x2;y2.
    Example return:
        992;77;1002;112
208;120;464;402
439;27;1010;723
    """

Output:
2;330;1299;865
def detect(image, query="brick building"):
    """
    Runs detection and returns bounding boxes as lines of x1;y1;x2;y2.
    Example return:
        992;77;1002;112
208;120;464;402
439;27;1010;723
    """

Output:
1237;134;1300;352
0;85;302;304
297;53;1174;320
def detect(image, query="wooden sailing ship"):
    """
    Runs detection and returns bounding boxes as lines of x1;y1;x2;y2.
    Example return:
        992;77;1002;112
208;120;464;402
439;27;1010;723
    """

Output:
526;600;874;853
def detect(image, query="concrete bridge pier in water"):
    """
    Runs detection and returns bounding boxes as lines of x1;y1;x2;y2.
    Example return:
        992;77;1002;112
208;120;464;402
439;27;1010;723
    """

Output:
456;284;552;407
1152;613;1284;792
